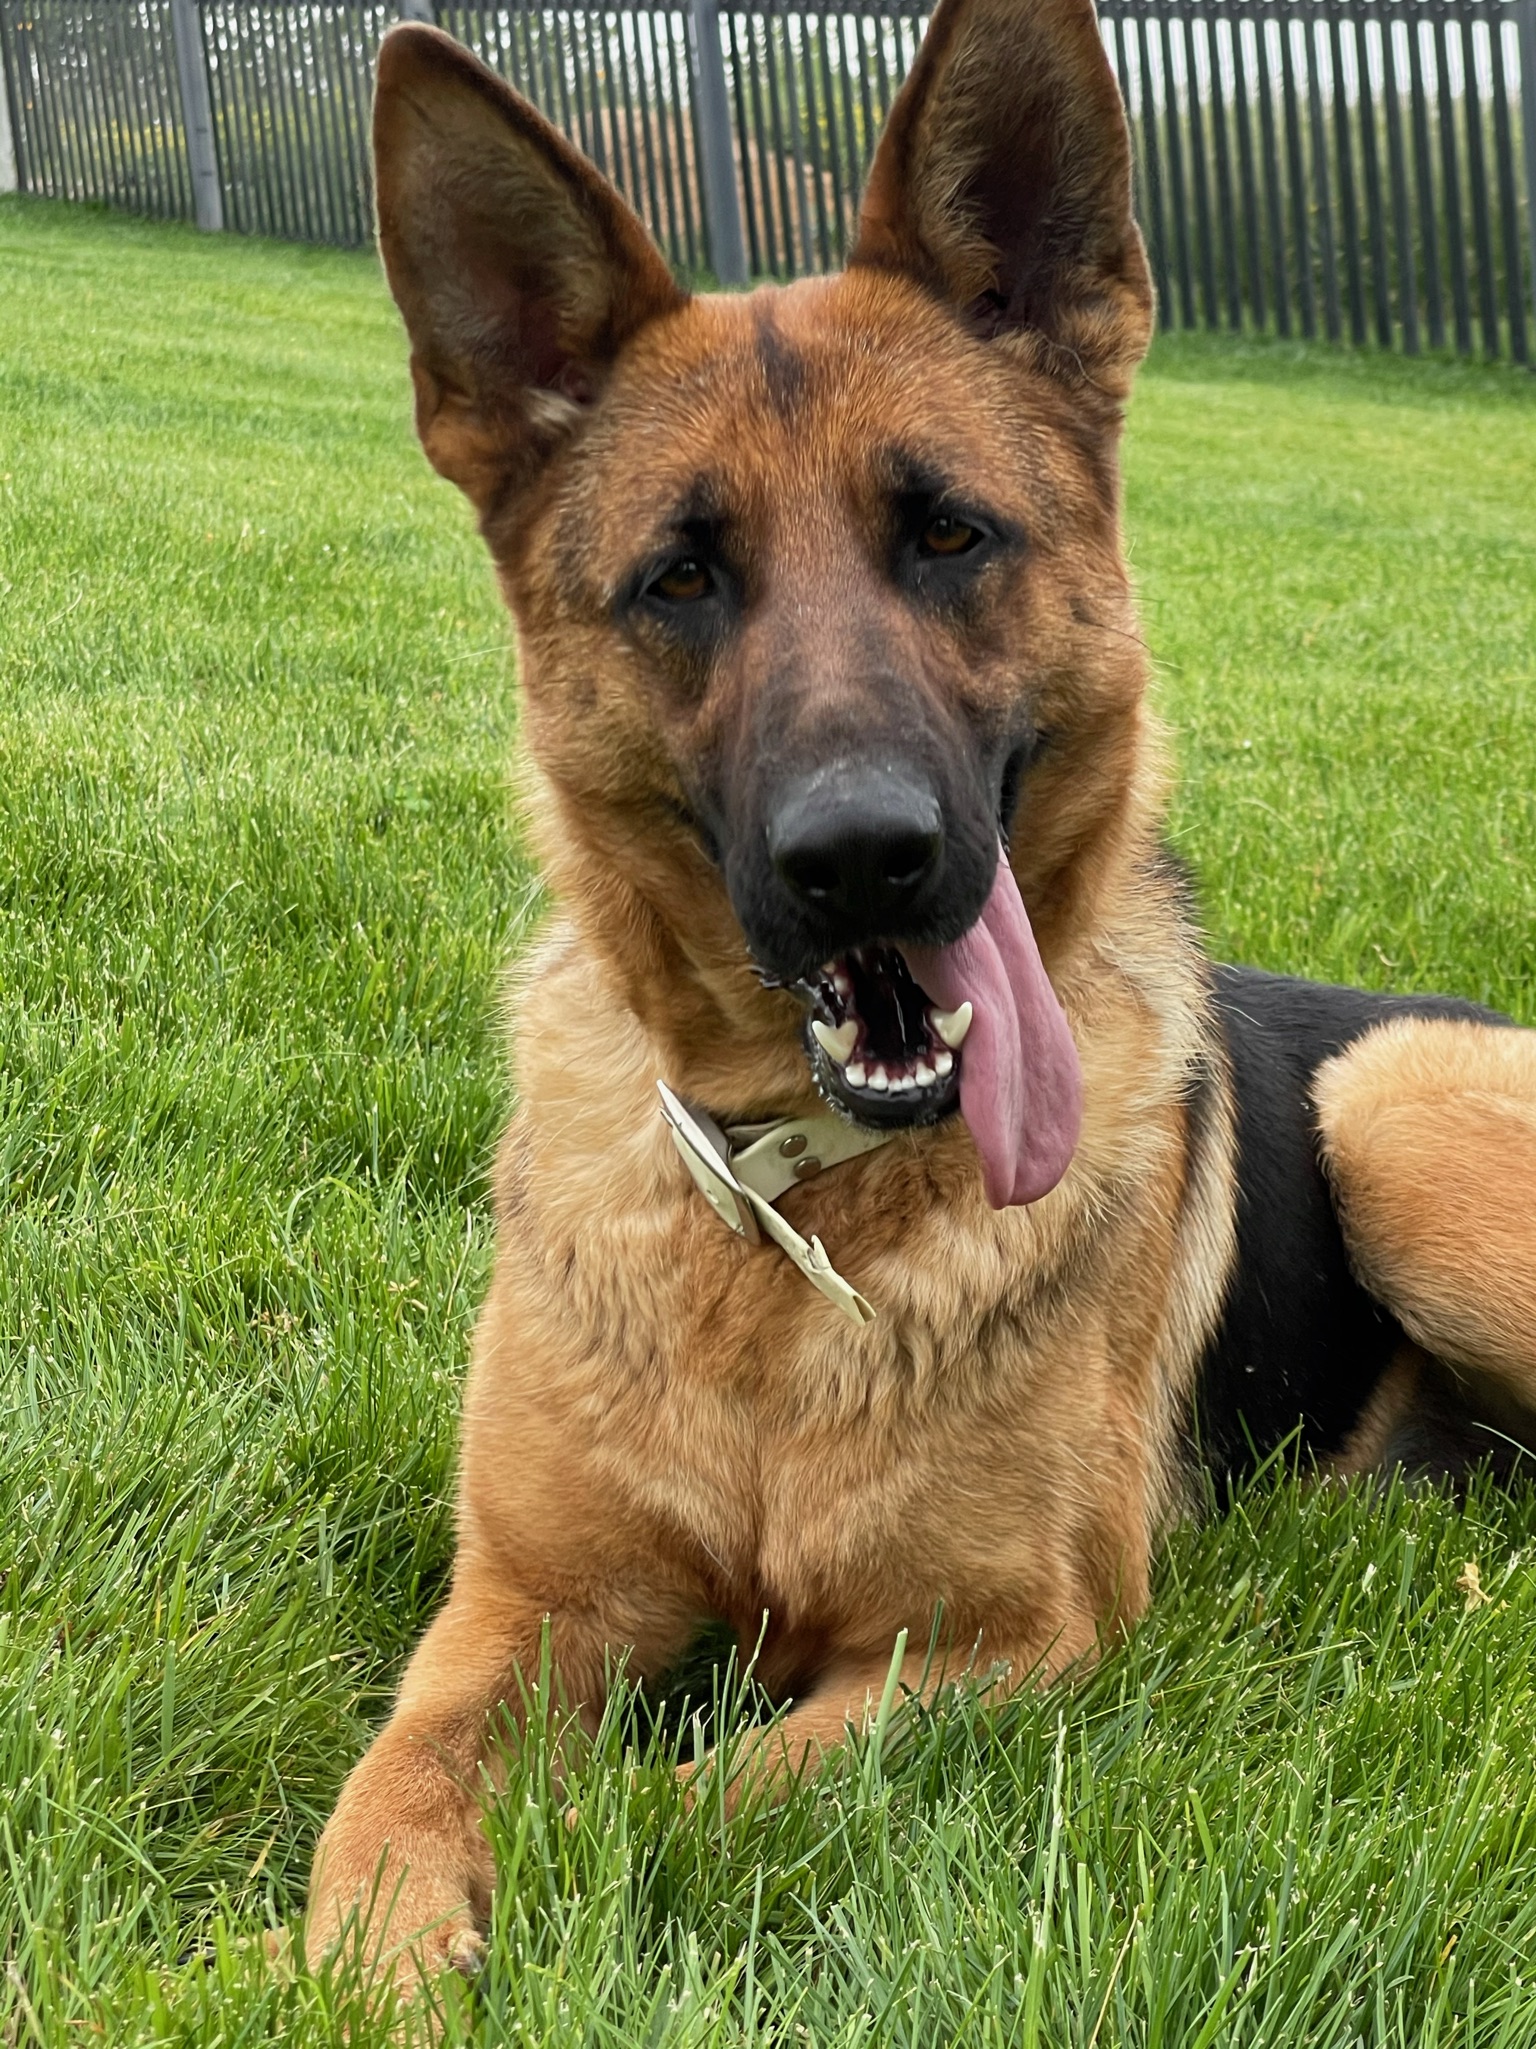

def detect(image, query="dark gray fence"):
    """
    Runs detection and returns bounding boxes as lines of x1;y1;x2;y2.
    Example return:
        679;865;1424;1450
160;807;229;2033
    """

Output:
2;0;1534;364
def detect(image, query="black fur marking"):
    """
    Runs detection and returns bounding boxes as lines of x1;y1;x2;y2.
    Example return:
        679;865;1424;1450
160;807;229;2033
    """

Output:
1191;966;1507;1491
754;311;807;415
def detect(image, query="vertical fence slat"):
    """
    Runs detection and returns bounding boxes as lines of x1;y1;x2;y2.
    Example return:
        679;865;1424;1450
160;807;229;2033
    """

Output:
1254;9;1293;334
1381;12;1420;350
853;10;876;184
1160;12;1197;325
633;10;671;262
667;8;703;271
1355;12;1393;346
724;8;761;273
1280;11;1316;333
632;8;666;255
762;0;797;273
1135;12;1173;326
1205;7;1242;330
799;10;831;271
1229;13;1266;330
1462;12;1500;352
1182;11;1218;327
1435;10;1474;349
816;12;846;260
1490;2;1528;360
835;11;860;251
1406;10;1447;346
95;0;133;205
1329;10;1365;343
1305;13;1342;341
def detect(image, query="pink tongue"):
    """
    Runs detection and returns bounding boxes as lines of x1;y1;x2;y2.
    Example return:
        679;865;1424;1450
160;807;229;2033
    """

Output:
903;854;1082;1209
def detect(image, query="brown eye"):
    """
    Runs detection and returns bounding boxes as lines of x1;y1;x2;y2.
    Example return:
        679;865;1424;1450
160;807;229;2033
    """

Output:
651;559;710;601
921;516;981;558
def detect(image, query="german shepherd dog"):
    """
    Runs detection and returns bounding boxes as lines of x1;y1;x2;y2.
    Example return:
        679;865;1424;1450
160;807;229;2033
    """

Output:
307;0;1536;1993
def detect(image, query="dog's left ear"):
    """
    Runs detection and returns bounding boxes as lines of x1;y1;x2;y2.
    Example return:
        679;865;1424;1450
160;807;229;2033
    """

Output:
373;23;686;514
851;0;1153;398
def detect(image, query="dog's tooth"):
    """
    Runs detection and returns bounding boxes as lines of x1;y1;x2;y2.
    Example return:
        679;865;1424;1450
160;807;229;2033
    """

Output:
891;1071;915;1092
914;1061;936;1087
833;970;852;996
930;1001;974;1050
867;1065;889;1091
934;1049;954;1078
845;1061;867;1088
811;1018;859;1065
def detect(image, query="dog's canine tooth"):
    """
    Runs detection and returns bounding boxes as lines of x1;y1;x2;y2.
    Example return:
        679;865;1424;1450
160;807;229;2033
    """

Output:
934;1049;954;1079
812;1018;859;1064
845;1061;867;1088
930;1002;974;1050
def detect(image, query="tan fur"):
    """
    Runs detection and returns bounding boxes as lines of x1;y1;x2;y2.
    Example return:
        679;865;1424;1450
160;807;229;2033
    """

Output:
1321;1344;1429;1479
306;0;1527;2008
1317;1019;1536;1390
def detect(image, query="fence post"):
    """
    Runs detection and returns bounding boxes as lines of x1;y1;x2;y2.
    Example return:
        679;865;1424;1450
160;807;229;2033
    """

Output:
689;0;747;285
1521;0;1536;364
395;0;436;21
169;0;224;231
0;65;16;193
0;29;18;193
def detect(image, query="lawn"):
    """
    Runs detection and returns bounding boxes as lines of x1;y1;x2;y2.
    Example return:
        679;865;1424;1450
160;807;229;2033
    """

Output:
3;193;1536;2047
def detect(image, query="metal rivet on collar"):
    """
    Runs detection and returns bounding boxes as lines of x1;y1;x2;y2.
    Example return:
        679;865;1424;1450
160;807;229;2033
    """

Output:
779;1132;807;1157
793;1156;822;1180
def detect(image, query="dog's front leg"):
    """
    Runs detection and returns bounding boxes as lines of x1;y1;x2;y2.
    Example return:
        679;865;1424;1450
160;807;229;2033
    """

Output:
305;1556;686;2000
704;1615;1102;1813
305;1567;556;1993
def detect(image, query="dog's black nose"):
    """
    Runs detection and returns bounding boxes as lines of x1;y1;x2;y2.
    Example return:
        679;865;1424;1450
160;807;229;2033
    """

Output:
767;765;943;927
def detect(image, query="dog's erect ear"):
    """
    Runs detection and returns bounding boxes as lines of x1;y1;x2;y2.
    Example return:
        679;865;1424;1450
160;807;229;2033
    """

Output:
851;0;1153;396
373;24;685;510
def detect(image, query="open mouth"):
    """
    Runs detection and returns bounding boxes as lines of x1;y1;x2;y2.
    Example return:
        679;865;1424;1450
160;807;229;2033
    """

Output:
799;947;969;1126
786;848;1083;1208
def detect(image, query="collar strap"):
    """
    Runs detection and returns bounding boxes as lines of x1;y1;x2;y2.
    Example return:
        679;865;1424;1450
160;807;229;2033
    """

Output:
657;1081;897;1325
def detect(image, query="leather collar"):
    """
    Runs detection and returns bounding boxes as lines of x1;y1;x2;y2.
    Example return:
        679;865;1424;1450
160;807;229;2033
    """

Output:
657;1081;897;1324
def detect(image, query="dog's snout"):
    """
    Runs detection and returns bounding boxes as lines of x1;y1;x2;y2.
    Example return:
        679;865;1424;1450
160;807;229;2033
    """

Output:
767;766;943;928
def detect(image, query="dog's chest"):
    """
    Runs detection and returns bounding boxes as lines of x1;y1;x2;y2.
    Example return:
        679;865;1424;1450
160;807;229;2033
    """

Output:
579;1249;1116;1635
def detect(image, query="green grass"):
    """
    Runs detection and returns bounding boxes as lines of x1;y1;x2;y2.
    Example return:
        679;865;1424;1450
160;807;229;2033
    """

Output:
3;194;1536;2046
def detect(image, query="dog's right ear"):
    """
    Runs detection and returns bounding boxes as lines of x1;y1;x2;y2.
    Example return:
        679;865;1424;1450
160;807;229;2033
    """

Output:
373;25;685;514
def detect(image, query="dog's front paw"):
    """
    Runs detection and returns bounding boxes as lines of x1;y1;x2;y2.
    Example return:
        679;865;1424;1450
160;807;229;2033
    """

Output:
675;1730;809;1819
306;1832;488;2007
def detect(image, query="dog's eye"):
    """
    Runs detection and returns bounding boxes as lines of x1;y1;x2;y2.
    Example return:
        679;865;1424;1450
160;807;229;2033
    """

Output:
648;558;711;602
920;516;982;558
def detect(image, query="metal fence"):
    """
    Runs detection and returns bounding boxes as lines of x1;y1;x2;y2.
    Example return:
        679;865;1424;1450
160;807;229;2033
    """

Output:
2;0;1535;363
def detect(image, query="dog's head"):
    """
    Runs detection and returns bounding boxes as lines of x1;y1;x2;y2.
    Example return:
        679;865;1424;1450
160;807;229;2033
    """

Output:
373;0;1155;1207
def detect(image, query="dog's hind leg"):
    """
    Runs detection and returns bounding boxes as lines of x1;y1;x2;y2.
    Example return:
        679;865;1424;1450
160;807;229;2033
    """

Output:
1315;1017;1536;1408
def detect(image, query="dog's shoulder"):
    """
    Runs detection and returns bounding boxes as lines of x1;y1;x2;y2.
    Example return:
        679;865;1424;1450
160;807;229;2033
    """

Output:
1189;965;1506;1488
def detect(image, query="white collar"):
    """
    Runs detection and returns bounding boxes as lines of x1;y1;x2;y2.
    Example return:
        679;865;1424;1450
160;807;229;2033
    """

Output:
657;1081;898;1325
